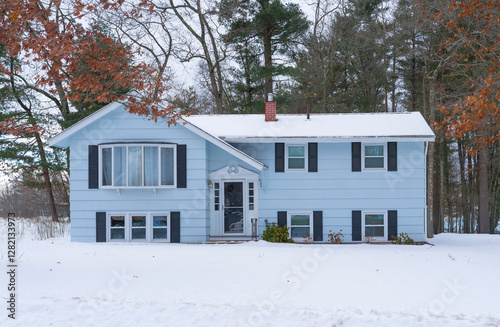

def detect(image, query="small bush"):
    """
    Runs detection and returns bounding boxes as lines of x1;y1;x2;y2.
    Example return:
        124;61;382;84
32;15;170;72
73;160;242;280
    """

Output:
302;232;313;244
262;223;294;243
327;229;344;244
391;232;414;245
363;235;374;243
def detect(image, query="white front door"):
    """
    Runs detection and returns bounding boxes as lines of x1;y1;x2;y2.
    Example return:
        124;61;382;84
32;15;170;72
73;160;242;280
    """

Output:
222;180;245;235
209;166;259;238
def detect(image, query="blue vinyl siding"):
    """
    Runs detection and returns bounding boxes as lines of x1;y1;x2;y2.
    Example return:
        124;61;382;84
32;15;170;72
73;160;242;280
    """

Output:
231;142;427;242
67;106;210;242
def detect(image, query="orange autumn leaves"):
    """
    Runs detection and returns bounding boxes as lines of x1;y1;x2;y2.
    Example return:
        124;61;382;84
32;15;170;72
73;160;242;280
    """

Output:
436;0;500;152
0;0;179;138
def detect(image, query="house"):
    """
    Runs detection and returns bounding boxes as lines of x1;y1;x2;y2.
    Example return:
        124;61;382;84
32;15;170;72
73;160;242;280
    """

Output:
49;95;435;243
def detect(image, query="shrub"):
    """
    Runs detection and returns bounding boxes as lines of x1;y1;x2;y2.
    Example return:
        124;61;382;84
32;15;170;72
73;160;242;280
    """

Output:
391;232;414;245
262;223;294;243
302;232;313;244
363;235;374;243
327;230;344;244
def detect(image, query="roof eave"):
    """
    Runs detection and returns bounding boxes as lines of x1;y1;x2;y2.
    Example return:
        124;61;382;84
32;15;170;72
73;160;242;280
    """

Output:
48;101;125;148
180;119;268;171
218;135;436;143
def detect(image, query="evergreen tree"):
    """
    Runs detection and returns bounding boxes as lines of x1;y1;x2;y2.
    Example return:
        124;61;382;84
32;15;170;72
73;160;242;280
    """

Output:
219;0;309;100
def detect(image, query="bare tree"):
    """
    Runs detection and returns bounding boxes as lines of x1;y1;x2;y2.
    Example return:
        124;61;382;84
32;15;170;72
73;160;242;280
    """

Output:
158;0;228;112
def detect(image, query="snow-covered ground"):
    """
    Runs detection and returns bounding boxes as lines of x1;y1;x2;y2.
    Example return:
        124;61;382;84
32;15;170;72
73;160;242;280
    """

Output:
1;219;499;327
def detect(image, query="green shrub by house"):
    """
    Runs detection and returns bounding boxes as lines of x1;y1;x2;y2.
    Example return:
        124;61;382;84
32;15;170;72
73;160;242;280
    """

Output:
391;232;414;245
262;223;294;243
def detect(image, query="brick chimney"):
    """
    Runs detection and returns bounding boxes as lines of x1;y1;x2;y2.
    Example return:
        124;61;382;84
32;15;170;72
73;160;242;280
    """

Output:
265;93;276;122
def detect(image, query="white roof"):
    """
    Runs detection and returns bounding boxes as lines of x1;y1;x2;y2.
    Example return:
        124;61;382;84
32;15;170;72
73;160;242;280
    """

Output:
184;112;435;142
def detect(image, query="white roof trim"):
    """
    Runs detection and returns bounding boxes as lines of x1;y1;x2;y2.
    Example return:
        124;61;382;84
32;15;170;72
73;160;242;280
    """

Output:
48;100;268;171
220;136;435;143
48;101;124;147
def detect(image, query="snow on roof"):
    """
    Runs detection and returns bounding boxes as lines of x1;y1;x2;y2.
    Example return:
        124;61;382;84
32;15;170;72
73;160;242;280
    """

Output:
184;112;435;142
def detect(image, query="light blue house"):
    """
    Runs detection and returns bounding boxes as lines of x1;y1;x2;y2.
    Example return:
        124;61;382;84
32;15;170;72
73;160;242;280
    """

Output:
49;96;435;243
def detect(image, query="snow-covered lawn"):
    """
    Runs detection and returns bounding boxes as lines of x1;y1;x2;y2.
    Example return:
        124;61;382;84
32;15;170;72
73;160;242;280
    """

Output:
1;219;499;327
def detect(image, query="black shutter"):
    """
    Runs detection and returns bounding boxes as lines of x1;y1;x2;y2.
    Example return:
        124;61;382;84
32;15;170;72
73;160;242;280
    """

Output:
352;210;362;241
352;142;361;172
89;145;99;189
277;211;287;227
388;142;397;171
96;212;106;242
313;211;323;241
308;143;318;172
388;210;398;241
275;143;285;172
170;211;181;243
177;145;187;188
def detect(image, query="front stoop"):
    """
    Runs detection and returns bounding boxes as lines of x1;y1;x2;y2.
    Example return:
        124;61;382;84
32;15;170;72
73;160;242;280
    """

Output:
206;236;257;244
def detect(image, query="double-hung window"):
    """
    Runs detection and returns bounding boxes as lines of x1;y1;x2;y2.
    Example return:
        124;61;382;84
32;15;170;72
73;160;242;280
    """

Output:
286;144;307;171
363;144;386;170
101;144;176;188
108;213;170;242
288;212;313;240
363;211;386;241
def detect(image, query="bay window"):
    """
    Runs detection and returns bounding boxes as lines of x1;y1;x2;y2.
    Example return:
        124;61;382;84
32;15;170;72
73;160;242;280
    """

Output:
100;144;176;188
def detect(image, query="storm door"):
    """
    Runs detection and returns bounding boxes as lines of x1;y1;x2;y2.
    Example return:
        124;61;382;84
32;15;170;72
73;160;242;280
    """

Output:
222;181;244;234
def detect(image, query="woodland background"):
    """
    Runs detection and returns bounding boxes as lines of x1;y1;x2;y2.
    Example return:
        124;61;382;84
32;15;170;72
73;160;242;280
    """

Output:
0;0;498;236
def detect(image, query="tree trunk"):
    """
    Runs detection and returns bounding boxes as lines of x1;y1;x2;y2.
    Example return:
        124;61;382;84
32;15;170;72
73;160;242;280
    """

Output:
391;48;397;112
427;140;434;237
34;132;59;222
468;153;476;232
426;73;434;238
478;142;489;233
9;58;59;222
54;78;70;118
428;70;440;236
444;142;452;232
439;137;445;233
458;141;470;233
263;25;273;96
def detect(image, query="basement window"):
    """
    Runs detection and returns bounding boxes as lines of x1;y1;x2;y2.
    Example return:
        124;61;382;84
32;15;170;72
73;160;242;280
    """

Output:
362;211;387;241
288;212;313;240
107;212;170;242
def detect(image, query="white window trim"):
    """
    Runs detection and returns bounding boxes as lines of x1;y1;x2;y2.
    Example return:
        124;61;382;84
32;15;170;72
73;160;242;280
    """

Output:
362;211;387;241
108;213;128;242
99;143;177;189
362;143;387;171
106;212;170;242
285;144;308;172
287;211;313;241
248;181;255;211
